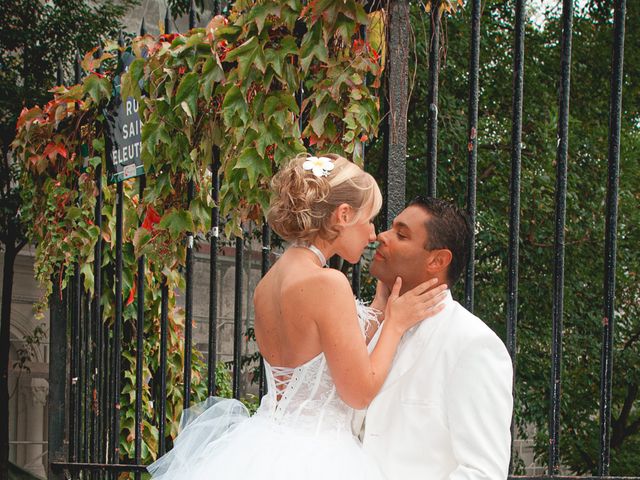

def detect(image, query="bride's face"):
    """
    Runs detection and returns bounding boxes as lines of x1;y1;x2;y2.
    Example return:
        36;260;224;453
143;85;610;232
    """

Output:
334;207;377;264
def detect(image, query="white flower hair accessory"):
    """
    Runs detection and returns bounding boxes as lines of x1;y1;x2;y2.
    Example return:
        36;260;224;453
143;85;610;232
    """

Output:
303;156;335;178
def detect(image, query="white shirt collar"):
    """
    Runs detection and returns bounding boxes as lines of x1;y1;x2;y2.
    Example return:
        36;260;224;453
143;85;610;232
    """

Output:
402;289;454;343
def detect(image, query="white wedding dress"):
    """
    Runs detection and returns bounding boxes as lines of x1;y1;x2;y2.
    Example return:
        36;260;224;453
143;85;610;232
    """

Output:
148;302;386;479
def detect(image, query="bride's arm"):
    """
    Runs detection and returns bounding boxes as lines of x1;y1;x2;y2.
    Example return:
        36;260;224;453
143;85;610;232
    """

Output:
369;279;391;315
363;280;391;344
307;270;446;409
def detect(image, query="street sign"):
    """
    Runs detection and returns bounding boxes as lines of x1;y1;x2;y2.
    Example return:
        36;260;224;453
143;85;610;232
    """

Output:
104;50;144;183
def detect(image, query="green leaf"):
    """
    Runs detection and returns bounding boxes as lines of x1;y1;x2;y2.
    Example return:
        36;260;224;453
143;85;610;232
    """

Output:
215;25;242;42
66;206;82;221
263;92;299;118
264;36;297;79
81;263;94;292
159;210;195;238
233;147;271;188
84;74;112;103
222;85;247;126
190;199;211;231
309;99;341;137
300;23;328;72
175;72;199;119
247;4;280;34
202;57;225;100
121;58;144;100
225;36;265;78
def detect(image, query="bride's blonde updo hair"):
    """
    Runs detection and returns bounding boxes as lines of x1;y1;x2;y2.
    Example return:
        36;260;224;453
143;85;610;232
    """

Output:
268;153;382;243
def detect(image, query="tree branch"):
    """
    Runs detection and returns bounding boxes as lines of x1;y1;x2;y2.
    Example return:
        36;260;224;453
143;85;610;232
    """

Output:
612;383;638;448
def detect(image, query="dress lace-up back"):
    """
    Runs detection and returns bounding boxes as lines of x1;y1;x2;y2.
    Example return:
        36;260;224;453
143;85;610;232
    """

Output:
147;300;385;480
256;301;379;435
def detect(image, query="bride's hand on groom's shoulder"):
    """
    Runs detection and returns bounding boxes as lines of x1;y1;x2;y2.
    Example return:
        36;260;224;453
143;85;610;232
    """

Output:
384;278;447;336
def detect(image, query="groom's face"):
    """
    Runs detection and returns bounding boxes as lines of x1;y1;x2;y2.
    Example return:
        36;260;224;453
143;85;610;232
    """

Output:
370;205;432;294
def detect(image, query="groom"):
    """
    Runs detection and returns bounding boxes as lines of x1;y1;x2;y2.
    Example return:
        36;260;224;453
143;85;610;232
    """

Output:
364;197;513;479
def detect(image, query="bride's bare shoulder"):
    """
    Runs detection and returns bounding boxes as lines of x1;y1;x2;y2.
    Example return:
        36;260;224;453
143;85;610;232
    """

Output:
281;268;353;311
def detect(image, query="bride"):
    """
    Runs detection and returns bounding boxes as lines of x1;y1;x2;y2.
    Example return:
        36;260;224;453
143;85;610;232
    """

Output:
148;153;447;479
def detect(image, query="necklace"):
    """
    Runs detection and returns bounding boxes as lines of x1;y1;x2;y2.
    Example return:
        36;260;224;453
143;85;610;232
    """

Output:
293;243;327;267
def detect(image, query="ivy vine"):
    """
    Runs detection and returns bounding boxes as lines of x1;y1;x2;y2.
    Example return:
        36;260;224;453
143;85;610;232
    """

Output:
12;0;384;464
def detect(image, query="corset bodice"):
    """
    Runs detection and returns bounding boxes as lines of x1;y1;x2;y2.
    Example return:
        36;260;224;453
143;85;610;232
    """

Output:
255;301;379;435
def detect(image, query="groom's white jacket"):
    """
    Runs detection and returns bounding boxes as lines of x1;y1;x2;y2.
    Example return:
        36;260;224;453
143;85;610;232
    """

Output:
361;291;513;480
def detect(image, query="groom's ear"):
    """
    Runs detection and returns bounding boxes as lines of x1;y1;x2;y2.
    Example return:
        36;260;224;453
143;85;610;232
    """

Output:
426;248;452;276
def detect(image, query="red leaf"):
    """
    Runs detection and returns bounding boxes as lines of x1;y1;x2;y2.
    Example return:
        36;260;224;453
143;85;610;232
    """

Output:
43;142;68;160
126;281;136;306
142;205;162;231
160;33;181;43
16;106;43;130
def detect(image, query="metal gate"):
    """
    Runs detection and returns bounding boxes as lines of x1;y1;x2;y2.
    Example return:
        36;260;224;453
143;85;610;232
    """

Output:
43;0;635;478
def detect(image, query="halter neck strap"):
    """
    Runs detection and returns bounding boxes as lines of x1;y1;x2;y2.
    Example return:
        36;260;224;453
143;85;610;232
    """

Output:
293;243;327;267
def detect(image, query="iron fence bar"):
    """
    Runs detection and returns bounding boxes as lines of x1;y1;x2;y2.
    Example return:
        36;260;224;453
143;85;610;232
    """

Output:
189;0;197;30
165;7;172;34
75;50;94;471
69;200;81;463
208;149;220;396
78;269;87;465
134;175;146;480
380;77;390;230
426;1;441;198
464;0;481;312
101;300;110;467
184;192;195;409
507;0;526;473
112;179;125;468
506;0;525;361
599;0;627;475
93;41;107;467
49;69;67;480
82;235;91;469
77;44;99;473
85;286;97;477
111;34;126;466
351;22;366;298
184;0;198;413
158;278;169;456
105;287;113;477
59;60;80;470
47;280;67;480
549;0;573;473
233;236;244;399
259;222;271;398
383;0;409;229
207;0;222;399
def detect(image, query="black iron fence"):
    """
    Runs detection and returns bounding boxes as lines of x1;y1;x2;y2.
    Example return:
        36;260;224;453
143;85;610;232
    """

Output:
41;0;635;478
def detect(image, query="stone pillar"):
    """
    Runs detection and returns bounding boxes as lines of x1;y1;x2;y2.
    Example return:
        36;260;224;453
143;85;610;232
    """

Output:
24;378;48;478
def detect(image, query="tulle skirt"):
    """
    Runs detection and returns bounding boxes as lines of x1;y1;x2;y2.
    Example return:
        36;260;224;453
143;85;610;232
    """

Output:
147;397;386;479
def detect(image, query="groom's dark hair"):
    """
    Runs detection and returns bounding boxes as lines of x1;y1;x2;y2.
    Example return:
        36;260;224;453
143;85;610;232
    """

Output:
408;196;472;287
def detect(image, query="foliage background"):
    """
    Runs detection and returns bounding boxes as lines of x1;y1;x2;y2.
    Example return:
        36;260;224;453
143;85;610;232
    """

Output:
11;0;383;467
364;0;639;474
3;0;639;476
